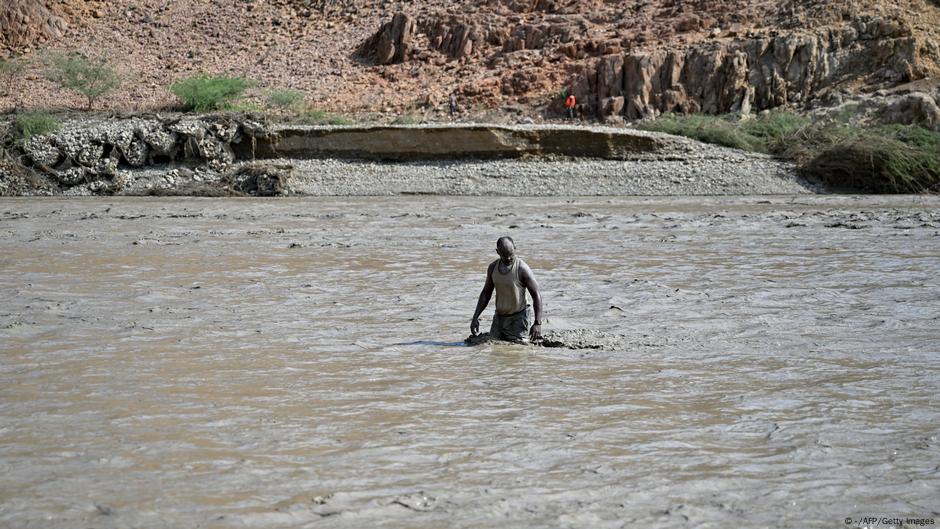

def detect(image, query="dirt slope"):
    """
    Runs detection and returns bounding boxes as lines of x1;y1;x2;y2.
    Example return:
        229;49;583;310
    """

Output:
1;0;939;120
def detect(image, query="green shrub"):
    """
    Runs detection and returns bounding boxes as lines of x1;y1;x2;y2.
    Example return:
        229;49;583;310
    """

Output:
391;114;420;125
638;110;940;193
639;111;811;153
326;115;352;125
298;108;351;125
13;112;60;140
300;109;328;122
638;113;761;151
266;89;305;110
170;74;252;112
785;124;940;193
45;52;121;109
740;110;810;145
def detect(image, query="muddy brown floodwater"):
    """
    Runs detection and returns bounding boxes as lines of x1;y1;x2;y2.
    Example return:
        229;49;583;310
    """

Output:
1;195;939;528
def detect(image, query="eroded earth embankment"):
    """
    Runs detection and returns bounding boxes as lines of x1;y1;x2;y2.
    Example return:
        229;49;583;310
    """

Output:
0;116;815;196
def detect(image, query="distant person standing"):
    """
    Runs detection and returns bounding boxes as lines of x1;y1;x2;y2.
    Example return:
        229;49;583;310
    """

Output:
449;93;458;118
565;92;576;120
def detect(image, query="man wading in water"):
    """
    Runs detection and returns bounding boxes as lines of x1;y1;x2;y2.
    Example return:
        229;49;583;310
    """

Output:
470;237;543;343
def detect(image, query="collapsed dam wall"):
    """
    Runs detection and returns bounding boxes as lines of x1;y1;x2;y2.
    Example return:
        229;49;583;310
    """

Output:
4;116;683;193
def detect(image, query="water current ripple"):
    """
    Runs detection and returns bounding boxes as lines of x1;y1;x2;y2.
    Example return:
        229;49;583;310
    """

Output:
1;195;938;528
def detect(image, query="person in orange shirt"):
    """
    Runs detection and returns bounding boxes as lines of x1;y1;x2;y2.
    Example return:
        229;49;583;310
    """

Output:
565;92;576;120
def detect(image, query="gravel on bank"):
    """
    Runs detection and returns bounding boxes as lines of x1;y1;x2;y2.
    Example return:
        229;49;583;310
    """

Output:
106;143;819;197
284;153;816;196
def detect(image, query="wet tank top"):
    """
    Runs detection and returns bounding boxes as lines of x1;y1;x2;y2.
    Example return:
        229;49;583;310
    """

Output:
492;258;527;315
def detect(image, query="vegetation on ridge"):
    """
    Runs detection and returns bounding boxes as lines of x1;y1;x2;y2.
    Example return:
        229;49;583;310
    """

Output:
44;52;121;110
265;89;305;112
170;74;253;112
12;111;60;141
636;111;809;153
638;112;940;193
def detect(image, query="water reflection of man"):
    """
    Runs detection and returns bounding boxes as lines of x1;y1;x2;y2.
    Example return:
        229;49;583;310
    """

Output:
470;236;543;342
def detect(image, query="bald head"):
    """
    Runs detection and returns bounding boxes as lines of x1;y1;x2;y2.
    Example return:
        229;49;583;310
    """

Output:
496;236;515;263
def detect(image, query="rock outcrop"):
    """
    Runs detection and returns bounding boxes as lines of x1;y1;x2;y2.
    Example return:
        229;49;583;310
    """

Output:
811;86;940;131
355;13;416;64
226;162;293;196
350;0;940;120
575;15;930;120
875;91;940;131
420;16;479;60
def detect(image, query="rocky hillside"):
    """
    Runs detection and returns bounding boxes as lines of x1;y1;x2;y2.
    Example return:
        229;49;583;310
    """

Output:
1;0;940;121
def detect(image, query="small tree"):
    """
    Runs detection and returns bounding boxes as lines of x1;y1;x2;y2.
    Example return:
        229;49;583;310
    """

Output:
45;52;121;110
0;57;27;97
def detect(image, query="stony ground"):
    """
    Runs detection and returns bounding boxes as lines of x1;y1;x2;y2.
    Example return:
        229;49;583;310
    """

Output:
281;154;814;196
93;147;815;197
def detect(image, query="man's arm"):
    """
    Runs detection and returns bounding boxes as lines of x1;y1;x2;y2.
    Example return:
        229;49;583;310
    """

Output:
471;262;496;335
519;262;542;340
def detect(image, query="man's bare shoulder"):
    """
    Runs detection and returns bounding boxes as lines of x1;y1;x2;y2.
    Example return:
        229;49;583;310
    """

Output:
486;259;499;276
517;258;533;273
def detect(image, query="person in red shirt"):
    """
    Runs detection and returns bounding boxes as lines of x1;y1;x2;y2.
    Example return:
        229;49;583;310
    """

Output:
565;93;576;120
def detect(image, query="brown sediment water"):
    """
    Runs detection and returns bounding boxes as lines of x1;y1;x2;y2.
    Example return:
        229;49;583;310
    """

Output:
1;195;938;528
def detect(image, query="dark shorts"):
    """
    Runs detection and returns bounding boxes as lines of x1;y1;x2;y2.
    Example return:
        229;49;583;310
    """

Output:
490;306;532;343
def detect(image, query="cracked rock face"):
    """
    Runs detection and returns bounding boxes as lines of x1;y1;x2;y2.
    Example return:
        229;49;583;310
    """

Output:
142;129;178;159
346;0;940;119
578;15;928;120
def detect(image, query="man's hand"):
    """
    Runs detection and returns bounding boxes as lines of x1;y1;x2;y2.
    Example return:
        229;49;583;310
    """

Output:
471;317;480;336
529;322;542;341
